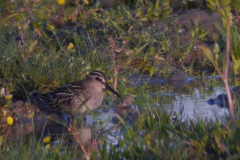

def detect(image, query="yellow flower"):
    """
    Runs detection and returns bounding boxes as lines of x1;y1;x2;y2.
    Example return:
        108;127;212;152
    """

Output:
43;136;51;143
58;0;65;5
83;0;89;5
27;111;34;118
68;43;74;50
4;94;13;100
7;117;13;125
40;15;45;19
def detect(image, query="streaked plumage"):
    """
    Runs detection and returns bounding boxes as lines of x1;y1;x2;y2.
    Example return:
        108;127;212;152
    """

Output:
36;71;121;114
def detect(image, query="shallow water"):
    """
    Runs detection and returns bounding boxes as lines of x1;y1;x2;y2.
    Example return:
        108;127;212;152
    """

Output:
86;76;229;125
85;87;229;125
167;87;229;121
83;77;230;147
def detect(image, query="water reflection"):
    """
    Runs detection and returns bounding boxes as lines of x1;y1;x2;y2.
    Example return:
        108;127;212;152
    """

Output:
167;87;229;121
85;86;229;126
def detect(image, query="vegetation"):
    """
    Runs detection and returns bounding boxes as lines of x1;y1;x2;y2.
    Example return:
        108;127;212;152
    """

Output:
1;0;240;159
198;0;234;122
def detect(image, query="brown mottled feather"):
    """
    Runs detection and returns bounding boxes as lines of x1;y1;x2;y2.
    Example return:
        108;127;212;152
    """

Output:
37;81;85;110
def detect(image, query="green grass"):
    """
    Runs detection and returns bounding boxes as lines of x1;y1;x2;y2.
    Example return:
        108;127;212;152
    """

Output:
2;84;240;159
0;138;79;160
1;0;240;159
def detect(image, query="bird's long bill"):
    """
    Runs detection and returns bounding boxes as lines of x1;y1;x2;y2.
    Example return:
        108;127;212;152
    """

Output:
106;83;121;98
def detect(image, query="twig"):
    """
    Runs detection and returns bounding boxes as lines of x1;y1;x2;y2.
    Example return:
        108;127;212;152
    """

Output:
70;119;90;160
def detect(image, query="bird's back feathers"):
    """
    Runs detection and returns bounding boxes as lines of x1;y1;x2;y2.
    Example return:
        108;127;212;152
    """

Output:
37;81;85;110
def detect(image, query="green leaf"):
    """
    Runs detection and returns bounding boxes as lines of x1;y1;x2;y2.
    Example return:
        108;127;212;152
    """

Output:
111;21;122;32
0;136;4;146
150;66;155;77
155;0;160;10
90;9;97;18
136;8;143;17
2;109;7;116
162;9;172;19
150;46;155;55
142;66;151;73
135;43;149;55
213;43;220;54
29;40;38;53
144;52;148;62
139;18;148;22
197;45;216;66
46;23;55;32
31;22;50;39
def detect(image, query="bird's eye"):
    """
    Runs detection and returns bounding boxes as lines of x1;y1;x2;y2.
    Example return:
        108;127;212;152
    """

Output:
96;77;102;81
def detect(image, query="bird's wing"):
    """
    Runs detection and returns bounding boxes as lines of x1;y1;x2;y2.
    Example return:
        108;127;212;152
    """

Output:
37;81;85;110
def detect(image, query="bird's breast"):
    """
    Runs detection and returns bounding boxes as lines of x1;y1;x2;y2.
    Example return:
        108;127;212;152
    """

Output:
72;90;104;114
87;90;104;109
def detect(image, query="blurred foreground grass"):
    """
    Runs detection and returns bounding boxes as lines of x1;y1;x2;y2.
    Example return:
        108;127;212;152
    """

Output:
1;0;240;159
1;87;240;159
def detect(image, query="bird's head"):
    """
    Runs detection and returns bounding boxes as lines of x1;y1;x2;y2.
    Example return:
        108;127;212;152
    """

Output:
88;71;121;98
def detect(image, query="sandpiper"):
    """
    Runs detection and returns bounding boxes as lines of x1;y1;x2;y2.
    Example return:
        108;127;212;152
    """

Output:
36;71;121;114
